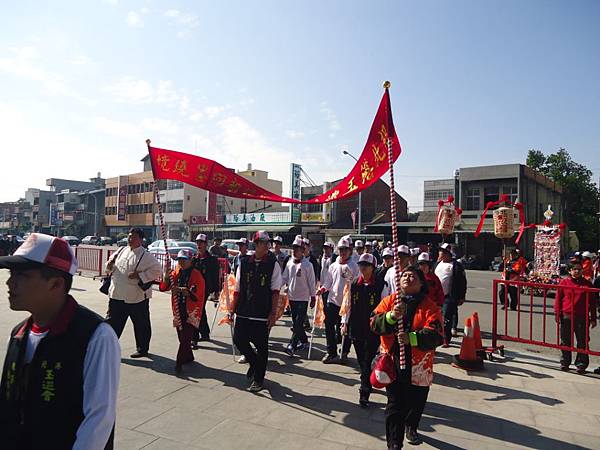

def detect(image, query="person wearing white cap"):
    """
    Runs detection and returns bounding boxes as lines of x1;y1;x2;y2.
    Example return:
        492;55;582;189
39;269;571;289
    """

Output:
160;249;206;373
355;240;365;257
376;247;395;283
341;253;385;407
209;236;227;259
380;244;412;299
231;231;283;392
191;233;221;347
581;251;594;281
0;233;120;449
271;236;287;271
282;236;316;356
319;236;359;363
409;248;420;266
104;227;162;358
371;240;382;265
417;253;445;307
434;243;467;346
231;237;249;275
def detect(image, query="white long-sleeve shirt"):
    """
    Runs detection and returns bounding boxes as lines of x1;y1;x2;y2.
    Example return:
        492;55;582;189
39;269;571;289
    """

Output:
107;246;162;303
320;254;335;284
24;323;121;450
282;258;316;302
322;258;359;306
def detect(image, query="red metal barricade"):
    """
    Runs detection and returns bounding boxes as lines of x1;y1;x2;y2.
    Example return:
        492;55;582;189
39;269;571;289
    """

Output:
490;279;600;360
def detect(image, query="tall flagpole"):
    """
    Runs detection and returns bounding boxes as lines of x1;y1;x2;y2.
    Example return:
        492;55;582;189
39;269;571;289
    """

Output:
383;82;406;370
147;139;182;331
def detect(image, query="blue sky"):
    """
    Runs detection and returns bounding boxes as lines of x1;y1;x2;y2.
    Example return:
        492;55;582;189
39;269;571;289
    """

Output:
1;0;599;209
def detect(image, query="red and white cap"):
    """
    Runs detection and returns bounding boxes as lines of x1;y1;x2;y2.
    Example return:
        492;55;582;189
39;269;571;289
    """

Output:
292;236;305;247
355;240;364;248
410;247;420;256
236;237;249;245
417;252;431;263
337;237;351;249
253;230;270;242
176;249;194;260
195;233;207;242
358;253;377;266
382;248;394;258
272;236;283;243
323;241;334;248
0;233;78;275
440;243;452;253
397;245;410;255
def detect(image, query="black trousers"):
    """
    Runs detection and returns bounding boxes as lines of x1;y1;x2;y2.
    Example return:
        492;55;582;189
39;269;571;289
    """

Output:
385;380;430;447
233;318;269;383
106;298;151;353
560;316;589;369
193;298;211;342
324;302;351;356
352;333;380;394
499;283;518;310
442;297;458;344
289;300;309;347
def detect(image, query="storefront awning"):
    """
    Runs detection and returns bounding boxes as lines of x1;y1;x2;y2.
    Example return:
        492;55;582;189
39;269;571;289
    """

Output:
217;224;298;233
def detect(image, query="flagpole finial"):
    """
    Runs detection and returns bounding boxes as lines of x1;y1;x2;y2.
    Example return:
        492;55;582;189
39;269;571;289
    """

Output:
383;81;391;89
146;139;151;146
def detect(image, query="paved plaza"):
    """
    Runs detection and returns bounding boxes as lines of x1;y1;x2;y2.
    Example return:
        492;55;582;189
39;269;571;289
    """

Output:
1;270;599;449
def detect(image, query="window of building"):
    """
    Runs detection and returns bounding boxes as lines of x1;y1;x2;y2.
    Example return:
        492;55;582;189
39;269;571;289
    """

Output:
166;200;183;213
466;188;481;210
503;185;518;204
484;186;499;205
424;189;453;201
167;180;184;190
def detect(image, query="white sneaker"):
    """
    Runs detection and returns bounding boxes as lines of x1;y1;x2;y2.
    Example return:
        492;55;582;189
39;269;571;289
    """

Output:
238;355;247;364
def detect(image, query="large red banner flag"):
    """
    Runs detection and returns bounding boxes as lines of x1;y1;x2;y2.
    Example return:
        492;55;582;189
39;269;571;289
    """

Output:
148;88;401;204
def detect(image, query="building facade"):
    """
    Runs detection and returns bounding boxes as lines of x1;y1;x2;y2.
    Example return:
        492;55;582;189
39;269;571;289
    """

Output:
423;178;456;211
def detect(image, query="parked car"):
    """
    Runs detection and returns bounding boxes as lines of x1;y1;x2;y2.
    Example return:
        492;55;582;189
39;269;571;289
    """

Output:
62;236;80;246
99;236;114;246
81;235;100;245
147;240;198;260
457;254;483;270
117;237;128;247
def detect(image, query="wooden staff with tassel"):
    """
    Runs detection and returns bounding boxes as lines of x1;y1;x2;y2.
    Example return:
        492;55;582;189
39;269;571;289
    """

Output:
383;81;406;370
147;139;182;331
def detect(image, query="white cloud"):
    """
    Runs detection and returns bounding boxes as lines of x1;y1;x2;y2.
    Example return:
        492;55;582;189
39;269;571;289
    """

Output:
141;118;179;135
286;130;305;139
103;0;118;4
126;11;143;28
188;105;229;122
0;46;96;104
320;101;341;136
164;9;199;38
104;77;182;106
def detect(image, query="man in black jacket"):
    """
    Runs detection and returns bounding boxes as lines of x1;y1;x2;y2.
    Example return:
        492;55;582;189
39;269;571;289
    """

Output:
342;253;385;407
192;233;221;346
434;243;467;346
0;233;120;449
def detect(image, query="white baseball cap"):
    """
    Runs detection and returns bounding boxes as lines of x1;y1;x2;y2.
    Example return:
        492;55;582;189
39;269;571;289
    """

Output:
272;236;283;243
323;241;334;248
292;236;305;247
365;241;372;247
358;253;377;266
176;249;193;260
303;238;310;246
371;240;378;246
382;248;394;258
410;247;420;256
253;230;270;242
440;243;452;253
417;252;431;263
236;237;249;245
195;233;207;242
397;245;410;255
581;251;593;259
342;234;353;245
337;237;351;249
0;233;78;275
355;240;364;248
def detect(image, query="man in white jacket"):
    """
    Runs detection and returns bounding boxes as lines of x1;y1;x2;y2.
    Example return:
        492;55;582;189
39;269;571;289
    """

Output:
282;236;316;356
380;245;411;299
319;236;359;363
105;227;162;358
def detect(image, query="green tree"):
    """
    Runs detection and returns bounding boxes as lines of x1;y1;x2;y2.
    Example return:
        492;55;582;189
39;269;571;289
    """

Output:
526;148;599;249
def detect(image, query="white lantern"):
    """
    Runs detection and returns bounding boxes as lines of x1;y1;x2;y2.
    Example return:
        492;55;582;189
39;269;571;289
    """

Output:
437;206;457;236
493;207;515;239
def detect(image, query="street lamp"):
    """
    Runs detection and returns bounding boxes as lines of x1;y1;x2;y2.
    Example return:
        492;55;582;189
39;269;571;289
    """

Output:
342;150;362;234
89;192;98;236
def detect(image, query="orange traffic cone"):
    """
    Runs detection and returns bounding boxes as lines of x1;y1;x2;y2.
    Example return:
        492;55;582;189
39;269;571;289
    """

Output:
471;312;484;358
452;317;484;371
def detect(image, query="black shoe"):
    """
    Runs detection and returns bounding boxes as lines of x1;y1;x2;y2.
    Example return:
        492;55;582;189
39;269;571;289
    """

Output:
322;354;339;364
130;351;148;358
285;344;295;357
340;353;349;364
198;336;211;342
405;426;422;445
248;381;263;392
359;390;370;408
560;365;570;371
191;341;200;350
576;367;586;375
594;367;600;375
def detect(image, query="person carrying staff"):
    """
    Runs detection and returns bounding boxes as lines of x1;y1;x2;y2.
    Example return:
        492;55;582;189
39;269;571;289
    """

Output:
191;233;220;347
160;249;205;373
